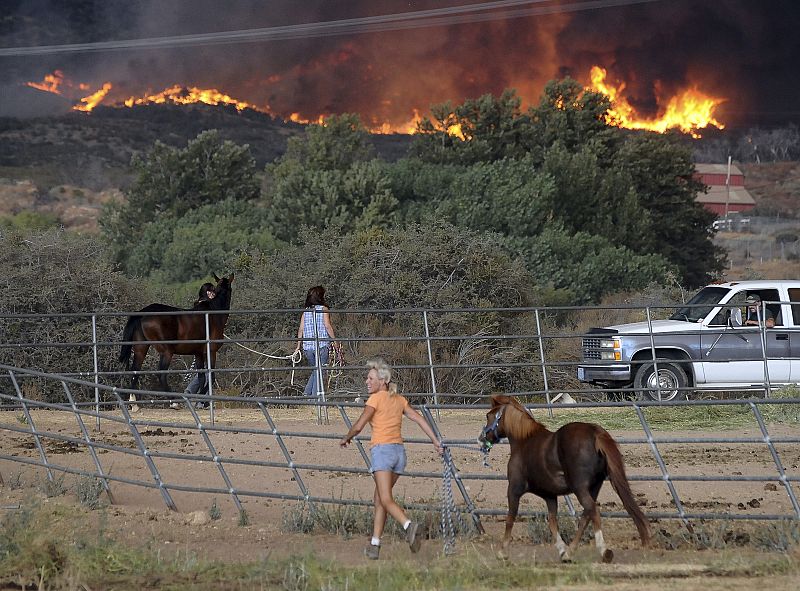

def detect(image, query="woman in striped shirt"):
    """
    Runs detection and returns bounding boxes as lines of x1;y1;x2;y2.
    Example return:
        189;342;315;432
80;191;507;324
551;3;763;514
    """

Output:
294;285;338;396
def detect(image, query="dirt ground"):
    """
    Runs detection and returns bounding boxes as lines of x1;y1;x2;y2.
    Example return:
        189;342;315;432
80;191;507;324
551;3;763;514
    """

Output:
1;405;799;587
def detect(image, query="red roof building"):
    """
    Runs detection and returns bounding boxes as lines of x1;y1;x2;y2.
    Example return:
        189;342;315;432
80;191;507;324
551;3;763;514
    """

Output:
694;163;756;217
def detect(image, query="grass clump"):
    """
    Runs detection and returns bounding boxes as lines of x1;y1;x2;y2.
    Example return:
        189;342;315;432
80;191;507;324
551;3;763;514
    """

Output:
209;498;222;521
76;476;105;509
238;508;250;527
752;519;800;551
280;498;479;543
6;471;23;490
40;474;67;498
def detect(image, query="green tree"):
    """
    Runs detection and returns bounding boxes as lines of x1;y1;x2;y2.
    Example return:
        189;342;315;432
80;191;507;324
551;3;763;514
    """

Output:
100;130;259;271
617;132;725;286
280;113;373;171
539;142;649;249
528;78;618;165
265;159;397;242
264;116;395;242
522;226;676;303
123;198;275;282
424;156;555;237
411;90;534;164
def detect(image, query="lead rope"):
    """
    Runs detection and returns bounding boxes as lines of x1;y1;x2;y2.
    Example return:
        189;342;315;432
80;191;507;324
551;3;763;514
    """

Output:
223;334;303;384
439;444;490;555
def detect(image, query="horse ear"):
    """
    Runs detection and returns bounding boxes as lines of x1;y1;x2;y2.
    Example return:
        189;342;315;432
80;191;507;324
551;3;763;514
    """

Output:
228;273;235;283
212;273;220;282
490;393;508;406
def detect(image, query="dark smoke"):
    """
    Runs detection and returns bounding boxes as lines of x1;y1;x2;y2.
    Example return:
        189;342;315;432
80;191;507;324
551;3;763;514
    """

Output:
1;0;797;129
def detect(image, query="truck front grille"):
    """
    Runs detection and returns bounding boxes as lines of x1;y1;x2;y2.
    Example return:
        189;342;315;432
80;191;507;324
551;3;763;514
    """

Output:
582;337;602;360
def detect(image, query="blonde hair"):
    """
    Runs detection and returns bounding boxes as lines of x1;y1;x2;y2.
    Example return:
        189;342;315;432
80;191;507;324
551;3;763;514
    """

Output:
366;358;398;394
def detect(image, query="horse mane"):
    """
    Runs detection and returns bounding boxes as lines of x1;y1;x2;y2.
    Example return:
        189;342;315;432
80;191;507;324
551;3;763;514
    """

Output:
490;394;545;440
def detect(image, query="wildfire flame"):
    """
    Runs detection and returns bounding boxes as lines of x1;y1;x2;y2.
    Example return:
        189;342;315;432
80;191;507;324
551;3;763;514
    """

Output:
122;85;257;111
24;67;726;138
26;70;65;93
74;82;112;112
588;66;725;137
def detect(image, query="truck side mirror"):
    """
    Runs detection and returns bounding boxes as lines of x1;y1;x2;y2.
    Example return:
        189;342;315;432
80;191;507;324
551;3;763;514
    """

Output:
728;307;742;327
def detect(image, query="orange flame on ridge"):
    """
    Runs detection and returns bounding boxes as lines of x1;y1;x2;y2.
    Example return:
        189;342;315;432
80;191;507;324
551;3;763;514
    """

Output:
74;83;112;112
121;85;258;111
26;70;65;94
588;66;725;138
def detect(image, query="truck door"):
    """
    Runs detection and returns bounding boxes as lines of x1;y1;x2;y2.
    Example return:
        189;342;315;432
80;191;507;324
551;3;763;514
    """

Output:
788;288;800;383
701;289;791;385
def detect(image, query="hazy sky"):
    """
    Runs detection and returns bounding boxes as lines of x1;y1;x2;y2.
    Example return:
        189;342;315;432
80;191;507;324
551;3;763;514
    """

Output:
1;0;798;129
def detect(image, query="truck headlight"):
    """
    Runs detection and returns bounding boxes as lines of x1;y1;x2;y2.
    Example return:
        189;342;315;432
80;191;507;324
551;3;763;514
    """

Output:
599;338;621;361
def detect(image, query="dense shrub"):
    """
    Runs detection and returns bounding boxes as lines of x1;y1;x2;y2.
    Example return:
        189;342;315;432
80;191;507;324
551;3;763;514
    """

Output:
0;229;143;402
223;221;569;400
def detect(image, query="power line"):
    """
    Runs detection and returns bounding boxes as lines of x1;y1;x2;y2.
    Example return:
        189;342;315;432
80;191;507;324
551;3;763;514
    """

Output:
0;0;662;57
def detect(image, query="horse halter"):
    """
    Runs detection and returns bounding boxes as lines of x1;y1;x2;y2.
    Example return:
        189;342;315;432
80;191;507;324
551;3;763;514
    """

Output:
479;406;505;451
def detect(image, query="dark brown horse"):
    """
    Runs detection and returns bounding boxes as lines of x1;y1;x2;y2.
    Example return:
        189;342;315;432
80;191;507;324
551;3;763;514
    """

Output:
478;394;649;562
119;274;234;407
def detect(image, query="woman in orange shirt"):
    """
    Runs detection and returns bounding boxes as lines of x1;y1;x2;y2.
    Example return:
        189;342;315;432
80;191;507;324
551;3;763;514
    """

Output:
340;358;443;560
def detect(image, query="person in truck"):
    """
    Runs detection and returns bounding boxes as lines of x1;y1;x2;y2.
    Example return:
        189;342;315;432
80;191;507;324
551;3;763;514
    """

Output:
744;294;775;328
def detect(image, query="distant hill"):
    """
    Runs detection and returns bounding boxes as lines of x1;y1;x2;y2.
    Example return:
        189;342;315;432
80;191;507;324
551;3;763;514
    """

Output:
0;103;413;232
739;161;800;218
0;103;413;191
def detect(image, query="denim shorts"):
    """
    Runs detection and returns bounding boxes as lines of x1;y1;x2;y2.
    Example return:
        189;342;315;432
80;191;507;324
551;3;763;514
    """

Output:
370;443;406;474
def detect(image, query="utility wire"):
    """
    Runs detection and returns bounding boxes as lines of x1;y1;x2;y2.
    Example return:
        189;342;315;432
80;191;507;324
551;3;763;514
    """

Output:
0;0;662;57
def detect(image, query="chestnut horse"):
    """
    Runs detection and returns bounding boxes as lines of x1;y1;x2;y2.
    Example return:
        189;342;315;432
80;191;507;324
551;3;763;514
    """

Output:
119;274;234;407
479;394;649;562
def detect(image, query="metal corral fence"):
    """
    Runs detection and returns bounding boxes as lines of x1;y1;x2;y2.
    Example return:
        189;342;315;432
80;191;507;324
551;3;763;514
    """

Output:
0;303;795;409
0;363;798;533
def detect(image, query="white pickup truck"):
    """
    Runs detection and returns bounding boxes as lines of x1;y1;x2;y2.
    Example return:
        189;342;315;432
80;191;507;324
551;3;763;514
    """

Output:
577;280;800;400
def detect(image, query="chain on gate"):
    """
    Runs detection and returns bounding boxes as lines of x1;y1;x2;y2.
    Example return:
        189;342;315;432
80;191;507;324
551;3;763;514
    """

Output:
439;444;490;555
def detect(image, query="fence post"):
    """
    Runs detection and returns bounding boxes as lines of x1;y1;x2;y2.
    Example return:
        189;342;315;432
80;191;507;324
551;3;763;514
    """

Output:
422;310;440;418
204;311;215;425
645;307;662;401
534;309;553;417
757;303;772;397
91;314;100;431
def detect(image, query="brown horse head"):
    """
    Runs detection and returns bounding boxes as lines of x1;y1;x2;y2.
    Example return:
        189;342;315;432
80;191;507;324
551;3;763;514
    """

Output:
479;394;542;449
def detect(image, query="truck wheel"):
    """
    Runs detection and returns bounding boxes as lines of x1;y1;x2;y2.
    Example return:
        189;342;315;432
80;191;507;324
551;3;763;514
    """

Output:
633;362;688;401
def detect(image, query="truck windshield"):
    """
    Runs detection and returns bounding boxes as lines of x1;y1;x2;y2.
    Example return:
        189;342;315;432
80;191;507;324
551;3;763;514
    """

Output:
669;286;730;322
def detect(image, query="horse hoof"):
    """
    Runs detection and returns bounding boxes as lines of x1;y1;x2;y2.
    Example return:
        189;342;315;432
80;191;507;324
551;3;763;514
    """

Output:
496;548;509;561
559;552;572;563
130;404;140;413
602;549;614;563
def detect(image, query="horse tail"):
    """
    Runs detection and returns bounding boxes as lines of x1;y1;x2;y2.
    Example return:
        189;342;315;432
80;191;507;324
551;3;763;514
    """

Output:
596;429;651;546
119;315;142;367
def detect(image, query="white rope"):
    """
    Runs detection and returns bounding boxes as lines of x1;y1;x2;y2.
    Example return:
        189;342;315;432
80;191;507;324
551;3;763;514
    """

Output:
223;333;303;385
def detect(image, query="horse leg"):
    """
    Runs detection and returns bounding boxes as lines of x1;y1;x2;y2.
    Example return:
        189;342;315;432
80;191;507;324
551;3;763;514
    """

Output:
573;482;612;563
544;496;570;562
128;344;148;412
157;350;174;393
499;482;524;559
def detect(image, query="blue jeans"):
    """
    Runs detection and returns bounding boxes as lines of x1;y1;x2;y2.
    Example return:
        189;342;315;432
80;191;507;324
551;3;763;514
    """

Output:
303;346;329;396
184;372;207;395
